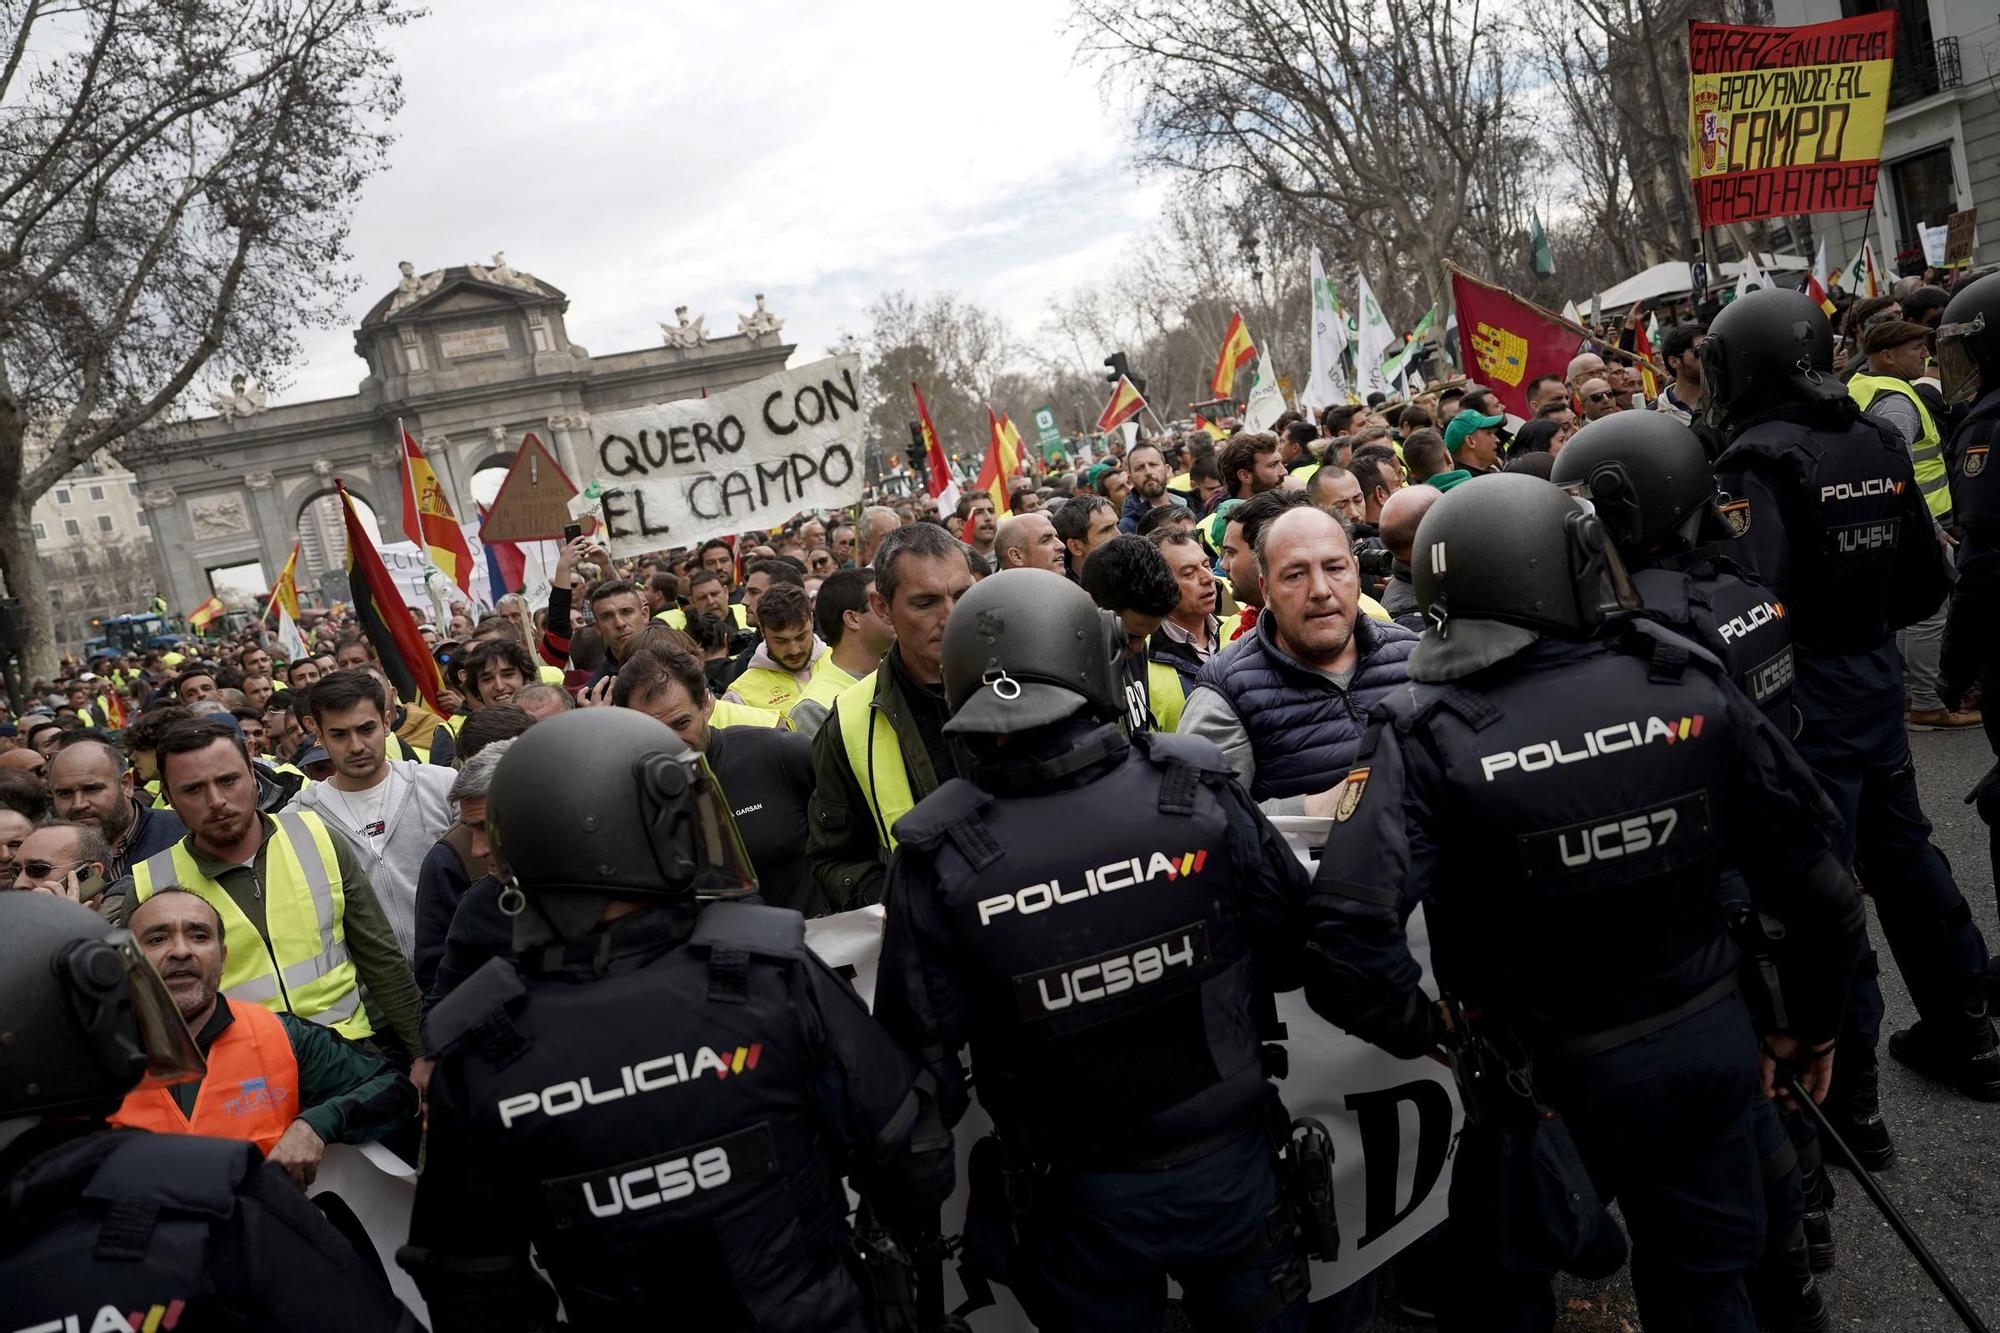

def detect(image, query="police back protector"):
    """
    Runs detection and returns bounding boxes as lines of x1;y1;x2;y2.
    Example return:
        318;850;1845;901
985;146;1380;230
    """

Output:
1632;560;1795;732
1395;627;1741;1048
1720;415;1943;650
894;731;1267;1168
423;904;860;1330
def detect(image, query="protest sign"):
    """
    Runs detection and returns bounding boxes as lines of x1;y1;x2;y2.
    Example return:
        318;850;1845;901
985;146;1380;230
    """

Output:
578;354;864;556
1688;12;1896;228
1946;209;1978;266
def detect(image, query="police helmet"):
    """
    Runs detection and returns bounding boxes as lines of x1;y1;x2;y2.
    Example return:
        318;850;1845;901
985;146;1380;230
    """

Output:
941;568;1124;736
1409;474;1639;681
1698;287;1841;431
487;708;755;922
1549;412;1730;558
0;894;203;1132
1936;272;2000;405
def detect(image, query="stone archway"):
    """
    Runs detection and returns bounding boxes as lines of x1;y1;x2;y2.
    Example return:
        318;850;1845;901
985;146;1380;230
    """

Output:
292;485;384;596
467;451;515;512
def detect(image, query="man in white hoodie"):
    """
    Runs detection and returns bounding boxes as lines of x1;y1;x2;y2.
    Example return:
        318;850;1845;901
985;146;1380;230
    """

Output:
286;669;456;962
724;583;829;715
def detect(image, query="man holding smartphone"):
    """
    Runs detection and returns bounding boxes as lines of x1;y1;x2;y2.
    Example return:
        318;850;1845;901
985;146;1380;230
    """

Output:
13;819;115;918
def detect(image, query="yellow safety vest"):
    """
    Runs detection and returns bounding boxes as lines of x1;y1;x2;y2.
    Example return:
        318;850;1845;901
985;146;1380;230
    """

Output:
130;811;371;1041
791;658;860;714
730;665;809;715
657;604;751;630
388;733;430;765
537;664;565;685
1147;659;1185;732
712;698;784;729
1850;373;1951;520
835;671;915;853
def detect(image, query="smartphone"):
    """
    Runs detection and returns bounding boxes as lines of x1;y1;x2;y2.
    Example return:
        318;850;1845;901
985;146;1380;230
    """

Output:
563;522;582;543
72;868;108;904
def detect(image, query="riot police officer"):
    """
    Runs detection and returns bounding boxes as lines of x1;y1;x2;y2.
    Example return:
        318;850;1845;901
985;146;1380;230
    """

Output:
1552;411;1796;734
1936;271;2000;1005
1704;288;1997;1163
1552;415;1835;1328
400;709;955;1332
0;893;417;1332
874;568;1314;1332
1302;475;1866;1333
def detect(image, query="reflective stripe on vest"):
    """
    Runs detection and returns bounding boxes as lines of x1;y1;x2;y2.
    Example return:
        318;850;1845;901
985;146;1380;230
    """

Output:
109;1000;299;1154
130;811;371;1040
1851;372;1950;518
835;671;915;853
1147;658;1186;732
712;698;784;729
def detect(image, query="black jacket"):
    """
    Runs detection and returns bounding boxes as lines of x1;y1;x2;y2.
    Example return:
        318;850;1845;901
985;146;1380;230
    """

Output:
708;723;822;916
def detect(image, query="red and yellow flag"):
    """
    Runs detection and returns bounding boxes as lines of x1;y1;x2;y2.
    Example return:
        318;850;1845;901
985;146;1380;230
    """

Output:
187;595;224;631
265;541;301;624
1628;304;1661;403
1212;311;1257;398
912;383;960;514
1805;238;1836;316
343;482;448;715
977;406;1023;516
1097;376;1146;433
400;430;475;597
1193;413;1226;441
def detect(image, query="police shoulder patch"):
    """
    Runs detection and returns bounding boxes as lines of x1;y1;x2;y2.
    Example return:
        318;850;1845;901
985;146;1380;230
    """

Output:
1335;768;1369;822
1966;446;1988;479
1719;498;1752;537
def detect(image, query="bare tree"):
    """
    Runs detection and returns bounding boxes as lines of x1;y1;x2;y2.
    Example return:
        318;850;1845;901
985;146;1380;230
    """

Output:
862;291;1016;470
0;0;413;679
1075;0;1522;320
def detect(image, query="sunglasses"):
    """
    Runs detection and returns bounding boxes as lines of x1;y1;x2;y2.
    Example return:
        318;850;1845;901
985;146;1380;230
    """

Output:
1585;390;1616;402
21;857;82;881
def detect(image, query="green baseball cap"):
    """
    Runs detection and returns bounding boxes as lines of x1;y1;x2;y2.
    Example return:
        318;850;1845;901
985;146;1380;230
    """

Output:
1444;411;1507;453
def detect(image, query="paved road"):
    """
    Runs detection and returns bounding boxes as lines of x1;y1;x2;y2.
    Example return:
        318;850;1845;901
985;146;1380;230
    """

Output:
1364;723;2000;1332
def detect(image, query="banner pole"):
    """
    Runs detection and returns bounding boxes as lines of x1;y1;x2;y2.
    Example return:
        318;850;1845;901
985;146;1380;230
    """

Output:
1443;260;1667;380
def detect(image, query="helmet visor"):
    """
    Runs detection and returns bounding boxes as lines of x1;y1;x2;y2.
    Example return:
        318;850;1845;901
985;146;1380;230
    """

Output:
681;755;758;901
1937;312;1987;404
113;932;205;1089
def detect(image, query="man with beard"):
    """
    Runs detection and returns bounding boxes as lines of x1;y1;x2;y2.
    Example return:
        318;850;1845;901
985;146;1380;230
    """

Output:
725;583;829;715
1119;441;1188;532
1218;430;1287;502
111;888;415;1186
286;671;458;966
1180;498;1417;816
956;492;1001;563
126;719;426;1061
47;737;186;881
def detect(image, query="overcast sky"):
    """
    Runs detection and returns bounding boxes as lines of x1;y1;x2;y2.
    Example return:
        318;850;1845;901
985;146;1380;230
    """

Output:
279;0;1162;405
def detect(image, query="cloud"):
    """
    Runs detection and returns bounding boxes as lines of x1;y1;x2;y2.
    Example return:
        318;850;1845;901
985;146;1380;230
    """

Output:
281;0;1160;403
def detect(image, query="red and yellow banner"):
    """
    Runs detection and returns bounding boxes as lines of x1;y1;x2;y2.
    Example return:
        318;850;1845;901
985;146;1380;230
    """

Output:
1097;376;1146;433
1211;311;1257;398
1689;12;1896;228
400;430;476;597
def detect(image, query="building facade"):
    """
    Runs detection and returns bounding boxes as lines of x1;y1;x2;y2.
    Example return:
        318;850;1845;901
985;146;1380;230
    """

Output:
28;452;166;653
133;259;791;612
1769;0;2000;277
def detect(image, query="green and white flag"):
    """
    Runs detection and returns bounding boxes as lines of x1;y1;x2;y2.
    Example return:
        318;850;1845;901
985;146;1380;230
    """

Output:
1380;305;1439;389
1302;246;1352;411
1354;272;1395;400
1529;208;1556;276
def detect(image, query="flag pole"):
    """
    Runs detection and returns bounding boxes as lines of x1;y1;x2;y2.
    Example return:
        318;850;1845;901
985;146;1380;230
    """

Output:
1444;260;1666;380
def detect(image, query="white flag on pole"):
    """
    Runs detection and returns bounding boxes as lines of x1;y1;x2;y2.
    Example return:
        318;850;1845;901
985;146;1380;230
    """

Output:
1355;272;1394;400
1302;247;1351;411
1246;356;1287;432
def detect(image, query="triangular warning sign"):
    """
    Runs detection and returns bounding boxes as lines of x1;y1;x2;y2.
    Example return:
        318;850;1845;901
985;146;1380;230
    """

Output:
478;433;578;543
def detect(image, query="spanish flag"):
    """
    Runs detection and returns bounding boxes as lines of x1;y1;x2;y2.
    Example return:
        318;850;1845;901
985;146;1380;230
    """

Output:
1096;376;1146;433
187;595;225;631
1806;238;1837;317
264;541;306;661
912;382;960;514
400;430;476;597
1212;311;1257;398
1628;304;1661;404
1193;413;1226;441
976;406;1022;516
341;481;447;715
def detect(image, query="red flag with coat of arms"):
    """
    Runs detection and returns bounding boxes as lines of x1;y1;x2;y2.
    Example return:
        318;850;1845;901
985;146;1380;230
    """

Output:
1449;270;1579;421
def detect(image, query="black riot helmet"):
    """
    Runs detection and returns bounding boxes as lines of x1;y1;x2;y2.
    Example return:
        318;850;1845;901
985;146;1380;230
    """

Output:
1550;411;1731;560
1936;272;2000;405
941;568;1124;736
1698;287;1841;432
0;894;203;1147
1409;473;1640;682
486;709;755;947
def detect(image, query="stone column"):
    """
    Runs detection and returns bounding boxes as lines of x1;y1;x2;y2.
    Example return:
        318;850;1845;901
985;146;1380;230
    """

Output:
242;470;289;578
141;486;200;611
548;411;587;486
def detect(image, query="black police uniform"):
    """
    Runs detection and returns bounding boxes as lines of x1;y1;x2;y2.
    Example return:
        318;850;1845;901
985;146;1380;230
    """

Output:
2;1124;416;1332
875;721;1313;1332
401;902;954;1333
1304;625;1864;1333
1717;400;1992;1098
1631;554;1795;733
1942;381;2000;952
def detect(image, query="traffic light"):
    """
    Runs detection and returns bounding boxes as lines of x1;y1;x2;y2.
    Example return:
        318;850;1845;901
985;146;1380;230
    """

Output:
1103;352;1146;397
906;421;929;481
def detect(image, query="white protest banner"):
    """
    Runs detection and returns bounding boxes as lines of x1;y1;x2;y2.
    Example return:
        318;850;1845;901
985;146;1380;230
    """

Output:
804;883;1461;1324
580;355;864;557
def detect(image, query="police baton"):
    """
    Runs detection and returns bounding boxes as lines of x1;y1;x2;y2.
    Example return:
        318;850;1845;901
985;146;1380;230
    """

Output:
1786;1075;1992;1333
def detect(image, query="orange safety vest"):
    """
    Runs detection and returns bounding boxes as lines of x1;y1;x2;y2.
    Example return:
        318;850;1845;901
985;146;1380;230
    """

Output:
111;1000;298;1155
